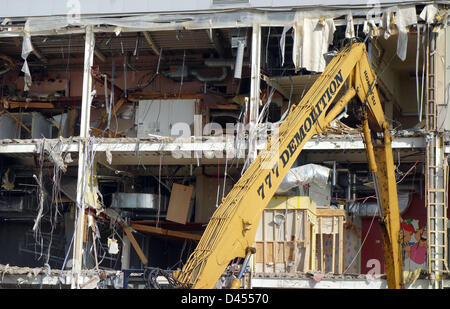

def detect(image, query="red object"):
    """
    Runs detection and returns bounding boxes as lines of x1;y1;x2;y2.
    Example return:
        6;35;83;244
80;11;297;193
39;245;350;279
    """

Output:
313;273;324;282
401;221;415;233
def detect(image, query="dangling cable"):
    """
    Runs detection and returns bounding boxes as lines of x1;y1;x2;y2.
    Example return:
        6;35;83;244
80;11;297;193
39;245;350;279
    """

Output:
222;157;228;199
416;24;420;122
106;58;115;132
216;158;220;208
157;154;162;227
420;25;426;122
178;49;186;98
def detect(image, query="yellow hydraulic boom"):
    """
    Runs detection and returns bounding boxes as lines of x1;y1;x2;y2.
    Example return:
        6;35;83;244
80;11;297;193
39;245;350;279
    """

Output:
177;42;404;289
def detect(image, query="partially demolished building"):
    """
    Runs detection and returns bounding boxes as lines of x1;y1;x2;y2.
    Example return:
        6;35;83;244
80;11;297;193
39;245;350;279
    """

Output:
0;0;449;289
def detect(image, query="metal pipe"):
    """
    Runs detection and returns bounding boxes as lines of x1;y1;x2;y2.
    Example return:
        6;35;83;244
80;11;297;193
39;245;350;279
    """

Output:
234;40;245;79
332;161;337;187
204;59;235;68
323;88;356;125
372;172;383;217
362;116;377;173
230;247;256;289
352;173;356;201
347;171;351;201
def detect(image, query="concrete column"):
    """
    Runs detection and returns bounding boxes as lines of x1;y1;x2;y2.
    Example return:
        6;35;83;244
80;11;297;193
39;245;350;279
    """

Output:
71;25;95;289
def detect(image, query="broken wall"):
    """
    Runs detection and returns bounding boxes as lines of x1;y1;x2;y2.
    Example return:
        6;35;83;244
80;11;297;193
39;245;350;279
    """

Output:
195;175;234;223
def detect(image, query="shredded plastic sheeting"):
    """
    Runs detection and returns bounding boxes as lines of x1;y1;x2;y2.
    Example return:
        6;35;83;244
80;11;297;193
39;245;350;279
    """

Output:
276;164;331;194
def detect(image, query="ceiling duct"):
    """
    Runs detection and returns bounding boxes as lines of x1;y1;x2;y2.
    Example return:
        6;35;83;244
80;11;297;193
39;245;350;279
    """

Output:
191;66;228;82
348;192;411;217
163;58;233;82
204;59;235;68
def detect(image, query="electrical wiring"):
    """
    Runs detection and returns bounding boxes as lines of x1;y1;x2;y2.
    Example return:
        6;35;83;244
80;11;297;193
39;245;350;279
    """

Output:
216;158;220;208
105;58;115;133
45;140;68;266
32;140;47;260
134;48;163;91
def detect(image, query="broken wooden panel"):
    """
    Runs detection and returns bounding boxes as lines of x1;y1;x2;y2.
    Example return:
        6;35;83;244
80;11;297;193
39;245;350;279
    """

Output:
166;183;194;224
195;175;234;223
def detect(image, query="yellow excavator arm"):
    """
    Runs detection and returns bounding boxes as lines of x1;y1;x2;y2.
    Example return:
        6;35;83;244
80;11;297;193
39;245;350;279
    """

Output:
177;42;404;289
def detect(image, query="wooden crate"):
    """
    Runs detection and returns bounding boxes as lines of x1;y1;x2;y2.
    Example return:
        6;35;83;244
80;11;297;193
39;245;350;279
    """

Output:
253;196;317;274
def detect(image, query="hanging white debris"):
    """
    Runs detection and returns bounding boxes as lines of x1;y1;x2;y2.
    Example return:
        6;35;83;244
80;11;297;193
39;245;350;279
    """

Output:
106;149;113;164
380;8;395;39
419;4;439;24
64;153;73;164
292;14;336;73
395;6;417;61
280;25;291;67
345;12;355;39
21;31;33;91
363;19;377;35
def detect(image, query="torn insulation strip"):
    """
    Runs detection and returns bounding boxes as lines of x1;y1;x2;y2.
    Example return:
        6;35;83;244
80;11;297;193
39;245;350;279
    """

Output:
419;4;439;24
292;14;336;73
345;12;355;39
21;31;33;91
380;7;395;39
279;25;291;67
395;6;417;61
